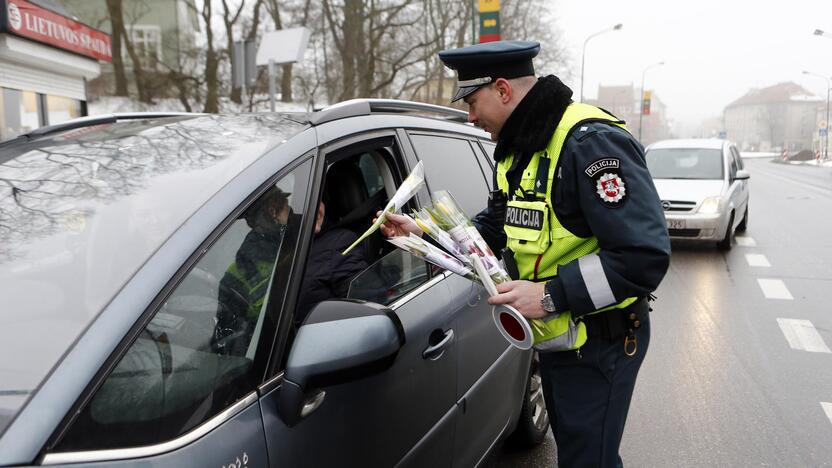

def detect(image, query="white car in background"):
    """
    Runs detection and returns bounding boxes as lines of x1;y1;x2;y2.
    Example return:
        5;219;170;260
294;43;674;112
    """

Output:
645;139;750;250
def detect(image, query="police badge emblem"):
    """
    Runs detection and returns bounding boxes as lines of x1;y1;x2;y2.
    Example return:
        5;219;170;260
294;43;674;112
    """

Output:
585;157;627;207
596;173;626;203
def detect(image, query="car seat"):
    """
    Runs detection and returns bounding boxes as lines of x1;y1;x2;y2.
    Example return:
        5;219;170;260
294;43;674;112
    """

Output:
323;159;388;260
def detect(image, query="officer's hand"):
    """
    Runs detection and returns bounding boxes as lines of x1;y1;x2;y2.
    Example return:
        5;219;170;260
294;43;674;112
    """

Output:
376;211;423;238
487;280;548;319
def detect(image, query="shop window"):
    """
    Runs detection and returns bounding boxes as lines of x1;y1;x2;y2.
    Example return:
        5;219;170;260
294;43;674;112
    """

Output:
1;88;40;141
46;96;83;126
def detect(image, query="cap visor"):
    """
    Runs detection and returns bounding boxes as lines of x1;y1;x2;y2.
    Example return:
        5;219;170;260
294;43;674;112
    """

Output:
451;85;482;103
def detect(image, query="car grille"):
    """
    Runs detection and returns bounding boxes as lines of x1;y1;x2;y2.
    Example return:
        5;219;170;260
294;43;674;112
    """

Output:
661;200;697;212
669;228;701;237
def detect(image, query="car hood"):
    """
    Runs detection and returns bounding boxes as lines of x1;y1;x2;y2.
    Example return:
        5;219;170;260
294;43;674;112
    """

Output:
652;179;726;203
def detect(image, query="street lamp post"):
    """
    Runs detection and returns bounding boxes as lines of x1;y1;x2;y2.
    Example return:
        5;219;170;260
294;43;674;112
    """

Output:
638;61;664;143
580;23;622;102
802;70;830;161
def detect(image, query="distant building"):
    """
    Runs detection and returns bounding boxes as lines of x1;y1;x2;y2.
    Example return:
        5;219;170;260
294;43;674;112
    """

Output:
0;0;111;140
587;83;672;146
61;0;199;99
723;82;821;152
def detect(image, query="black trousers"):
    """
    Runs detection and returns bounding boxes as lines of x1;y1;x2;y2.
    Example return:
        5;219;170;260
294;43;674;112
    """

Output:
539;310;651;468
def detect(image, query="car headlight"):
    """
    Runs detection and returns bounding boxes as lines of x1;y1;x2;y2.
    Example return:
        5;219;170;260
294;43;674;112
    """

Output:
698;197;721;214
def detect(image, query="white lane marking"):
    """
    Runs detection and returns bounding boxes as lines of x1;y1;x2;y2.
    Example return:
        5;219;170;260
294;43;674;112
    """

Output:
776;318;831;353
822;402;832;426
745;254;771;267
736;236;757;247
758;279;793;300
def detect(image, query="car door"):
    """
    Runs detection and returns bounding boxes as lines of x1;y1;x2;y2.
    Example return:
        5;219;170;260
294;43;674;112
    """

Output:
724;145;743;227
258;130;459;468
405;130;529;466
730;145;749;215
40;161;317;467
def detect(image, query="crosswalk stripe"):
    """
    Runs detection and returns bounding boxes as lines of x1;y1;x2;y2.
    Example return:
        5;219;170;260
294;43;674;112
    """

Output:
745;254;771;267
776;318;831;353
736;236;756;247
757;279;793;300
822;402;832;427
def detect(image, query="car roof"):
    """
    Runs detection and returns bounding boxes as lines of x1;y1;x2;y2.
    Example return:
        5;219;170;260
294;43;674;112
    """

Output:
647;138;727;150
0;113;308;437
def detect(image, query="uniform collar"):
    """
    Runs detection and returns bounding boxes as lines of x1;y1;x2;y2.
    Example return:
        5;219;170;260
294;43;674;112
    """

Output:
493;75;573;162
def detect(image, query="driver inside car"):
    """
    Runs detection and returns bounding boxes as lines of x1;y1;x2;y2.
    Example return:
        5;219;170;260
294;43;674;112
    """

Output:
213;187;294;355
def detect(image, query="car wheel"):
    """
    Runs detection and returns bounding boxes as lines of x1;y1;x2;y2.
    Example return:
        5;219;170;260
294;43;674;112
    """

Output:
717;213;735;250
736;206;748;232
506;352;549;448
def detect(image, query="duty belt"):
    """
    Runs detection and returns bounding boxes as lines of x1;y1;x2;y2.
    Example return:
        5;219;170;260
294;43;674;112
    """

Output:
582;298;649;342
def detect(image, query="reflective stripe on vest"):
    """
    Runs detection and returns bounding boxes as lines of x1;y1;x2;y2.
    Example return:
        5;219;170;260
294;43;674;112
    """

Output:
497;102;638;317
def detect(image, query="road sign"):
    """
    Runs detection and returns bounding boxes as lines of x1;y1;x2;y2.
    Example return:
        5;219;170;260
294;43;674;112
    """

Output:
820;128;828;136
478;0;500;43
256;28;310;66
820;119;828;129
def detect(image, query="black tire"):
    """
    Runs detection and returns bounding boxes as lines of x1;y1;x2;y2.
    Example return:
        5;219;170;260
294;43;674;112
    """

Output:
737;207;748;233
717;213;735;250
506;352;549;448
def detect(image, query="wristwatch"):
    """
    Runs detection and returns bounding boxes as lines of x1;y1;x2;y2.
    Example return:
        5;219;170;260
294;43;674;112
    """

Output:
541;289;557;313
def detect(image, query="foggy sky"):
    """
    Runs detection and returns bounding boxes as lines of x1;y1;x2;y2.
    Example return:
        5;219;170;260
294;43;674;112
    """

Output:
547;0;832;133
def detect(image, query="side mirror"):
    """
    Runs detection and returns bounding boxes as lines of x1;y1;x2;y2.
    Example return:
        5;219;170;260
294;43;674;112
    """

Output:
277;300;405;426
735;169;750;180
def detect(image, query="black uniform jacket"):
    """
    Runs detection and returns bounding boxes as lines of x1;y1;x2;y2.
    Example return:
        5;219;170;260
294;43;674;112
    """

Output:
473;76;671;318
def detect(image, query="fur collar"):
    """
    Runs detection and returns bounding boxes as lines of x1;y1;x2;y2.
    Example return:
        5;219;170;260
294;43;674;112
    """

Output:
493;75;574;162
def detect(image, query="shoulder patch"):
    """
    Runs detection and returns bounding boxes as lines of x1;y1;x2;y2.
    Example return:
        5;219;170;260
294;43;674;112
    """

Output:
584;158;619;177
585;158;627;208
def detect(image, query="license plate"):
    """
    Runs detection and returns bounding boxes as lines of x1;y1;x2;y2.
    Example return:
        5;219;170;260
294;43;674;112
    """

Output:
667;219;685;229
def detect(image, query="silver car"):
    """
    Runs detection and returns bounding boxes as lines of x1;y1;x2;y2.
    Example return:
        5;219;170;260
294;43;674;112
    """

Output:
645;139;750;249
0;101;547;467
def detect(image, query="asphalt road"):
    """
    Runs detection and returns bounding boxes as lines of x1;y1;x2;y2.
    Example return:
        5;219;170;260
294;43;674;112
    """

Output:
495;158;832;467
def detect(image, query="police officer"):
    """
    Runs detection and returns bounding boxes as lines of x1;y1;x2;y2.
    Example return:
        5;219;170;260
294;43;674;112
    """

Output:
380;40;670;467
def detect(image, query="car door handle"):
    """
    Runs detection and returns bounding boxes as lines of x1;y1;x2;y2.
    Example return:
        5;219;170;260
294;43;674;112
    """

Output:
423;329;454;360
301;390;326;418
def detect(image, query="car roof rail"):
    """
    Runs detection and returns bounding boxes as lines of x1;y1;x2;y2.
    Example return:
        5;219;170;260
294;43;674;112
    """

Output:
309;99;468;125
13;112;197;141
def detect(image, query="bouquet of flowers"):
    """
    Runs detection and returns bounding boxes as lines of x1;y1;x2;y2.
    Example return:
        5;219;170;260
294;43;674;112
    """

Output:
387;234;474;280
426;191;510;284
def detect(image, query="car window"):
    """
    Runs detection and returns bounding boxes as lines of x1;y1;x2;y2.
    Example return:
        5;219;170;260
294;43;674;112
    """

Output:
357;151;386;195
409;133;490;218
53;160;312;452
731;146;745;170
729;152;738;179
347;249;430;305
295;140;431;315
645;148;725;180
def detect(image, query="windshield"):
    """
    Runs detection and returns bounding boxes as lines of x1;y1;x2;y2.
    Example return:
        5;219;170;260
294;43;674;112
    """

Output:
646;148;725;180
0;114;306;435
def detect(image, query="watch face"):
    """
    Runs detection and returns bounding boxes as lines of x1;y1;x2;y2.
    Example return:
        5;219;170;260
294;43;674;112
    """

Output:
541;294;556;312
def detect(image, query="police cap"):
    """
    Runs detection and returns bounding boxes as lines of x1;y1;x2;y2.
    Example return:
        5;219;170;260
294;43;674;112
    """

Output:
438;40;540;102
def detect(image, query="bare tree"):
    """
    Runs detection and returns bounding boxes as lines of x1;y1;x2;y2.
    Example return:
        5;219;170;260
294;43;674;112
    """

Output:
104;0;129;96
201;0;221;113
221;0;247;104
500;0;571;80
265;0;313;102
